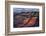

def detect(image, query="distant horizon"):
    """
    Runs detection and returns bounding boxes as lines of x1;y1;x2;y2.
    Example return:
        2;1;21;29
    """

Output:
13;8;39;13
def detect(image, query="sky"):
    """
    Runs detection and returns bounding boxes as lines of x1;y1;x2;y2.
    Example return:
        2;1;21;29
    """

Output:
13;8;39;13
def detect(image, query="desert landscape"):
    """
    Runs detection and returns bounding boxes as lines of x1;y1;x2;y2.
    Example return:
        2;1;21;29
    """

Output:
13;11;39;28
13;8;39;28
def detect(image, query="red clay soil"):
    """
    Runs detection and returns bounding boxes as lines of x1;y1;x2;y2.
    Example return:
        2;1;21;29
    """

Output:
23;17;37;26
